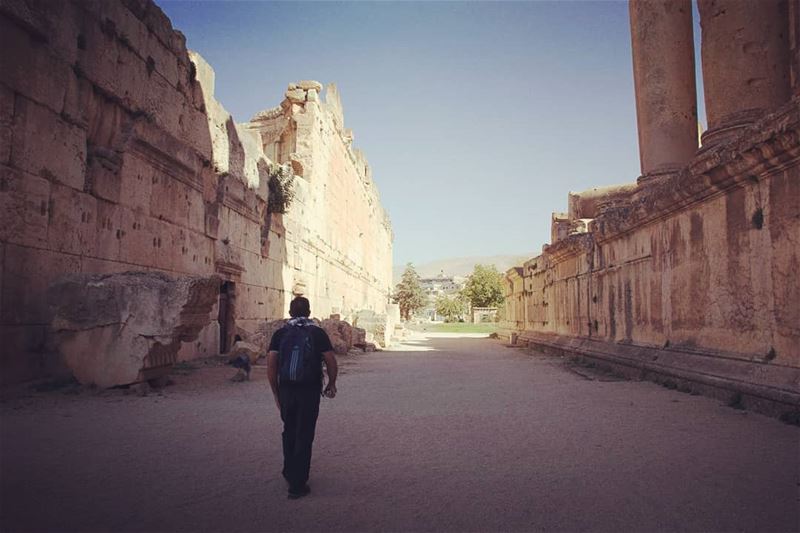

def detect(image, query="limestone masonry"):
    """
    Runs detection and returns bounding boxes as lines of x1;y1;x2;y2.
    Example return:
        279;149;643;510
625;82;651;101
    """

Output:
500;0;800;418
0;0;394;385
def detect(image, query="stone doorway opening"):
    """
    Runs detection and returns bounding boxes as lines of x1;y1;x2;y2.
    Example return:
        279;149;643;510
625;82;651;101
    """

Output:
218;281;236;354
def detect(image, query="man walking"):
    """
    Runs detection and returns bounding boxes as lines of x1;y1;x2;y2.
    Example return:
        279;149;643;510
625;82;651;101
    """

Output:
267;296;338;499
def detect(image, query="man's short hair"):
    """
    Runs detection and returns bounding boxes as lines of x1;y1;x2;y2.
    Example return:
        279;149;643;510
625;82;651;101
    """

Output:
289;296;311;318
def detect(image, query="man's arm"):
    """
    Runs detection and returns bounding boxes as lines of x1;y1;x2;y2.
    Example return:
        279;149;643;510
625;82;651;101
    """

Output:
267;350;280;411
322;351;338;398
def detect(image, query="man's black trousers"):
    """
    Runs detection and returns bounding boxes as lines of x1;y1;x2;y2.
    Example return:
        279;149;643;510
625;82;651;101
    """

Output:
279;385;321;490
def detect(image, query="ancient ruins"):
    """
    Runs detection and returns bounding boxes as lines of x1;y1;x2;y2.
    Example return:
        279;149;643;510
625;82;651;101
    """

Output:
500;0;800;417
0;0;394;386
0;0;798;417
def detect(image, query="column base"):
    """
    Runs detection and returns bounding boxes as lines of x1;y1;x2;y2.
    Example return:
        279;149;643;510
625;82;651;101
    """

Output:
700;108;766;149
637;168;681;186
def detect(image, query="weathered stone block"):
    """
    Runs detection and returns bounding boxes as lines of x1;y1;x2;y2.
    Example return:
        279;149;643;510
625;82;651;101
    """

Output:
214;238;243;277
80;256;130;276
142;72;185;141
11;97;87;191
150;170;190;226
119;0;149;20
0;324;47;385
47;183;97;256
177;318;219;361
75;19;134;105
320;316;354;354
186;187;205;233
194;233;218;272
143;27;181;89
179;104;213;156
0;84;12;164
244;318;288;353
87;156;122;204
285;88;306;104
170;227;193;273
48;271;219;387
140;1;179;54
152;218;182;272
353;309;391;348
0;165;50;247
118;205;153;267
129;119;202;181
32;0;81;64
0;124;9;166
239;249;265;285
95;199;122;261
118;152;154;211
62;71;92;130
230;283;254;320
83;0;182;90
0;17;69;114
0;240;3;307
297;80;323;92
2;243;81;325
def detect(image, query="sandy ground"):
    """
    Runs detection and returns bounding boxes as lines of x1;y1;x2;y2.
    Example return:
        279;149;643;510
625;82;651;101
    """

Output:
1;333;798;533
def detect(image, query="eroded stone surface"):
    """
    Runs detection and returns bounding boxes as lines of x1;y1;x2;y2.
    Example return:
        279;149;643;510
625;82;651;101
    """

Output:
245;316;368;355
48;272;219;387
501;101;800;416
0;0;393;385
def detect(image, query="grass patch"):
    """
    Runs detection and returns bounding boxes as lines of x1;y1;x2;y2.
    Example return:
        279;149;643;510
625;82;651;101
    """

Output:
415;322;499;334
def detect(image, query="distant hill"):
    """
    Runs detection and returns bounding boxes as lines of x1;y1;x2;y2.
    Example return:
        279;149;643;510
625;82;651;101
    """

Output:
393;254;533;283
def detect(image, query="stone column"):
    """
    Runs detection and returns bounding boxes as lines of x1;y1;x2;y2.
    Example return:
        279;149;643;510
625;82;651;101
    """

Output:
630;0;698;183
698;0;791;147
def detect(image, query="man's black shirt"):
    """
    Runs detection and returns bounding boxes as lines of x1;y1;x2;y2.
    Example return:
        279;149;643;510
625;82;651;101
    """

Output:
269;324;333;388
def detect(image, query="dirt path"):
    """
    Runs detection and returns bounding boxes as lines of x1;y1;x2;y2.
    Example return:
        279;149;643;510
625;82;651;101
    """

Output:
1;334;798;532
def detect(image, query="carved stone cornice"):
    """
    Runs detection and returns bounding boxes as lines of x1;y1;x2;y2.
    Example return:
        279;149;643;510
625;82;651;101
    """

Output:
592;97;800;244
542;233;594;264
128;120;205;193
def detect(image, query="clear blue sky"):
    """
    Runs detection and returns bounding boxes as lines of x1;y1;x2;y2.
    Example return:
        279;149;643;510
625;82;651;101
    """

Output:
159;0;705;266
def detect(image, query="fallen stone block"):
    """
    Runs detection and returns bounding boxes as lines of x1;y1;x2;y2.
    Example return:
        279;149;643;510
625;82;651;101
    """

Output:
246;316;362;355
48;271;219;388
320;316;354;354
245;318;289;353
352;326;367;348
353;310;391;348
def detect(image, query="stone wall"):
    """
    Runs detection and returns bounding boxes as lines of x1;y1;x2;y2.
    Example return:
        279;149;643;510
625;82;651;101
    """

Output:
502;1;800;417
503;103;800;416
0;0;393;385
247;82;394;321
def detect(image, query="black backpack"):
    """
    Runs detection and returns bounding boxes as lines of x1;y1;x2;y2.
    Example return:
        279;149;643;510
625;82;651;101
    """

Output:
277;325;320;385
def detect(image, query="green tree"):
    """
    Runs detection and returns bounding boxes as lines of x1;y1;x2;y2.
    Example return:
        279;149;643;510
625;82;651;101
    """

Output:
435;293;466;322
461;264;505;308
393;263;426;321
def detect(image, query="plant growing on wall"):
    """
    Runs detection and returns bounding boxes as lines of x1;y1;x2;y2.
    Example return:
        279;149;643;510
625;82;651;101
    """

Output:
267;162;296;214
